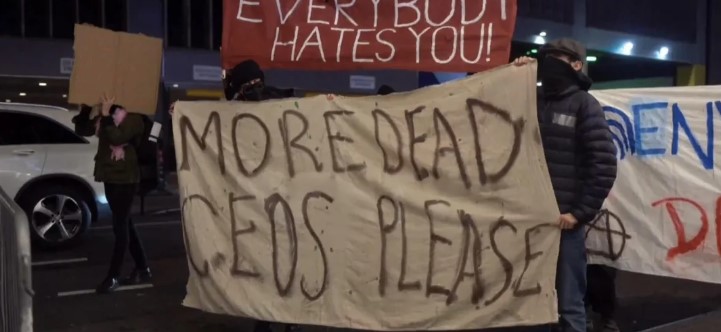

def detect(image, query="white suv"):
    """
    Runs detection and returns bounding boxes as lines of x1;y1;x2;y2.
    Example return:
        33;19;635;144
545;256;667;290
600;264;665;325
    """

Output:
0;102;108;248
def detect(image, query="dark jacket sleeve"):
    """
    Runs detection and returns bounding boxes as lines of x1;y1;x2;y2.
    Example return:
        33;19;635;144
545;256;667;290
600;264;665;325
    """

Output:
72;104;97;137
570;94;618;223
100;114;144;146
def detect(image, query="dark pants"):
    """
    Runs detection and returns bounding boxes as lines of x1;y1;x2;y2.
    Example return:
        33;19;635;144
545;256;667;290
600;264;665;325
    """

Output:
586;265;617;320
105;183;148;278
556;228;587;332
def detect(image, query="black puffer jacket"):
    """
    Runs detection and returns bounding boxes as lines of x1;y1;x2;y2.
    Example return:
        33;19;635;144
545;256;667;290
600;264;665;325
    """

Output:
537;77;617;223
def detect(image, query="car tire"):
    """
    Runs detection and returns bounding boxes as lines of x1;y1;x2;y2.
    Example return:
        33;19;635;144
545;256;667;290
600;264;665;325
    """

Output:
19;185;92;249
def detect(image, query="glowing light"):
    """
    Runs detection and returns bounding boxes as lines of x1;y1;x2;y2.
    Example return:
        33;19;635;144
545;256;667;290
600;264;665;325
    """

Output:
620;42;634;55
586;56;598;62
540;31;547;37
38;82;47;86
534;36;546;45
658;46;670;59
19;92;26;96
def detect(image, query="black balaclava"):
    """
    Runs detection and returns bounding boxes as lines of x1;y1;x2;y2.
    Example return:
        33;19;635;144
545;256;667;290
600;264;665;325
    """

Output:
538;56;583;97
224;59;265;101
239;81;267;101
539;56;594;97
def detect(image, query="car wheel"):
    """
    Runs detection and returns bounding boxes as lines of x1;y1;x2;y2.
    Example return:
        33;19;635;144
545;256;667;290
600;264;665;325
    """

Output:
19;185;92;249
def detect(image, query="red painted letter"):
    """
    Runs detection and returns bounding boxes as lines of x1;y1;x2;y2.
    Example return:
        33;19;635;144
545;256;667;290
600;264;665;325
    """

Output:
652;198;709;261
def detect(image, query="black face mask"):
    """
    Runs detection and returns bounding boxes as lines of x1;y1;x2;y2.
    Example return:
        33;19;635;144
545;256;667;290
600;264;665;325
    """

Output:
239;83;266;101
539;56;580;96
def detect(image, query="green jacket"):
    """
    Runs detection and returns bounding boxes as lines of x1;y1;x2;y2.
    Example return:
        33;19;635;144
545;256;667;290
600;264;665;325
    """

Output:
73;108;145;184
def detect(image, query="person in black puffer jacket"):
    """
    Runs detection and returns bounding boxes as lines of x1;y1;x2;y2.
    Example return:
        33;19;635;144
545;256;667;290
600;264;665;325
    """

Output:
515;38;617;332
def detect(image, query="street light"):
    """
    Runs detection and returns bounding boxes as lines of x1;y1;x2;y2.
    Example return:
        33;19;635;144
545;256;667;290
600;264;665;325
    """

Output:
658;46;670;59
620;42;634;55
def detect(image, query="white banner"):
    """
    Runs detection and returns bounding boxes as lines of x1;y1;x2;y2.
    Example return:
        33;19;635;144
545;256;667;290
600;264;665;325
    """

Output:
587;86;721;284
173;64;562;330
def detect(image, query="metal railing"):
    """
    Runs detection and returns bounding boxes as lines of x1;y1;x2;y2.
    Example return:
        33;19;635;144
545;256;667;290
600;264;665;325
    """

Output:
0;187;33;332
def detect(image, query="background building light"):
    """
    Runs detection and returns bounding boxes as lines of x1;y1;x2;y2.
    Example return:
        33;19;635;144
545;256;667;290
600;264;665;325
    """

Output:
620;42;634;55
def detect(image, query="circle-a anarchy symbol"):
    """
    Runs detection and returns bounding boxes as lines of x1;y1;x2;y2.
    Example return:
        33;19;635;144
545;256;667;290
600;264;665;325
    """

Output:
585;209;632;261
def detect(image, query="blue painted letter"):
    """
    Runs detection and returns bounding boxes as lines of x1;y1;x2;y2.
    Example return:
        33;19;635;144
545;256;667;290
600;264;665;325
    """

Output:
632;102;668;156
671;102;715;170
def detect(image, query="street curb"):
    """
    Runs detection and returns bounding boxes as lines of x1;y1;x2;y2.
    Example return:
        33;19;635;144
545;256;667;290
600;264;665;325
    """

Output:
639;307;721;332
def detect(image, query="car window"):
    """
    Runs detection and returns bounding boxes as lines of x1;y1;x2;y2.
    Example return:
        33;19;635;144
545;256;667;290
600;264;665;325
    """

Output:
0;111;87;146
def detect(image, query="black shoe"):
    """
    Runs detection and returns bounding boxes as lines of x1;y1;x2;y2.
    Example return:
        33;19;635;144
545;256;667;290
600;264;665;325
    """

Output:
600;319;620;332
121;267;152;285
587;316;595;332
96;277;120;294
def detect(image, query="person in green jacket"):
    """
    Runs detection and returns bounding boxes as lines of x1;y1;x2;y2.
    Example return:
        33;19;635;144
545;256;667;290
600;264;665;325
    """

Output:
73;96;151;293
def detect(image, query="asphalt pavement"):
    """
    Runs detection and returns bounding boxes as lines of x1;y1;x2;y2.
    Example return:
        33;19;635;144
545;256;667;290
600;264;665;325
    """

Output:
30;179;721;332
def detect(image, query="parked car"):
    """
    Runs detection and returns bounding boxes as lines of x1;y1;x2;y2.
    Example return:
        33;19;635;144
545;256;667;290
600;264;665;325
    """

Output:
0;102;109;248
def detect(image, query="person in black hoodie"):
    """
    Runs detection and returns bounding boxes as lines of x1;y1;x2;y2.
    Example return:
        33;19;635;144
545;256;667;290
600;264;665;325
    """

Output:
169;60;296;331
514;39;617;332
220;60;297;332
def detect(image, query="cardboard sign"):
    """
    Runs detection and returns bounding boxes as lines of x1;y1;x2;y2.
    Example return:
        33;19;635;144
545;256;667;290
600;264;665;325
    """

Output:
173;64;562;330
222;0;517;72
587;86;721;285
69;25;163;115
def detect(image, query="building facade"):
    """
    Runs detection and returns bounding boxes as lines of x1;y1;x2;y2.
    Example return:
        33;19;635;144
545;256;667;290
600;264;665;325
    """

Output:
0;0;715;104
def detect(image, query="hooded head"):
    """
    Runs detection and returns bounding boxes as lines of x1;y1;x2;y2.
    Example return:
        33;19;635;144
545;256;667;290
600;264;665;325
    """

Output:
377;85;395;95
224;59;266;101
538;38;593;96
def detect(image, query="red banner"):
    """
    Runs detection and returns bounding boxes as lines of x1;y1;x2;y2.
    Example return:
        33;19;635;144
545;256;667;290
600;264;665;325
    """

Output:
222;0;517;72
